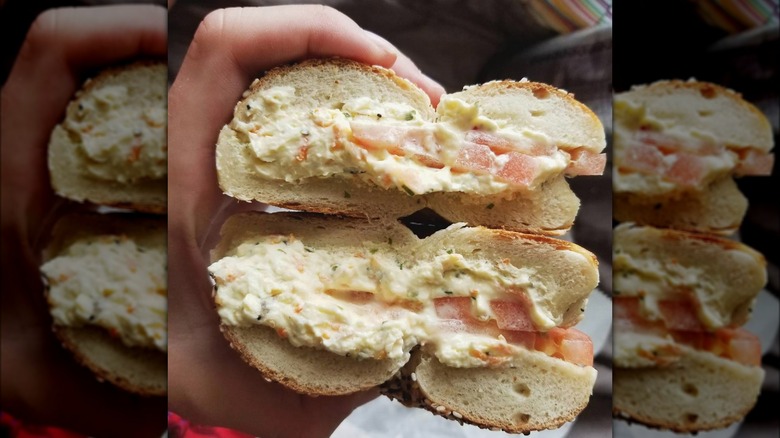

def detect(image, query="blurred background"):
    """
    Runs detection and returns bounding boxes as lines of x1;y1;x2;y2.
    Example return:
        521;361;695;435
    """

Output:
613;1;778;437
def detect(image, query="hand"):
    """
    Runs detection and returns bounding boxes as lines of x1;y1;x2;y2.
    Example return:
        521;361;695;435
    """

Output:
167;5;444;437
1;5;167;437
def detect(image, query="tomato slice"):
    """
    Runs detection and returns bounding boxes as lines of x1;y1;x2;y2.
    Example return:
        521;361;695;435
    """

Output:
666;153;706;188
529;328;593;367
352;123;599;187
557;328;594;367
434;296;593;366
433;296;473;320
566;149;607;175
614;297;762;366
454;142;495;173
490;298;535;331
350;122;443;168
658;299;706;331
497;152;538;187
433;297;497;335
466;130;517;155
715;328;762;366
736;149;774;176
613;296;667;336
621;143;666;174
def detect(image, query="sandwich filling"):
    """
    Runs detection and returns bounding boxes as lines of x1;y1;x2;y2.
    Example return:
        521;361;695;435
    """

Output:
614;91;774;197
61;66;168;184
225;86;605;197
209;226;594;369
613;246;761;330
613;296;760;368
41;235;167;352
613;235;763;369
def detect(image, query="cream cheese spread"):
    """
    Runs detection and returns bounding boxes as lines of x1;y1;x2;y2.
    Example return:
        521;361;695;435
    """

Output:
41;235;167;351
613;250;758;330
66;78;167;184
228;86;570;196
613;331;681;368
209;225;582;368
614;98;740;196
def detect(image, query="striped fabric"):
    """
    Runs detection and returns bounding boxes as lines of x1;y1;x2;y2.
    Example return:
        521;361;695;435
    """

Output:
695;0;779;33
528;0;613;34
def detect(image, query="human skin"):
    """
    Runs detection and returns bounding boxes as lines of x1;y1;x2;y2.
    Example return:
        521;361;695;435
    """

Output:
1;6;168;437
167;5;443;438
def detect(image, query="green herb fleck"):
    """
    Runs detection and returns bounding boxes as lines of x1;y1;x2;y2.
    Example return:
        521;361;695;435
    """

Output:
405;111;416;121
344;191;351;199
444;290;454;295
376;113;383;118
399;262;404;270
471;295;476;301
331;265;339;271
486;203;495;210
446;249;453;254
304;247;314;253
388;237;393;245
369;248;379;254
277;249;286;254
402;185;415;196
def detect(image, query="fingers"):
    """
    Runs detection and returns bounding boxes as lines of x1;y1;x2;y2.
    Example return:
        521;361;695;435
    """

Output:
22;5;166;72
364;31;446;106
1;5;167;242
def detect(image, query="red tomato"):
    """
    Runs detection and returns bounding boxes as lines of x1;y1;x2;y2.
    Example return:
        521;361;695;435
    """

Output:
566;149;607;175
658;299;706;331
736;149;774;176
615;297;762;367
433;296;473;320
465;130;517;155
532;328;593;367
497;152;538;187
454;142;495;173
666;153;706;188
557;328;594;367
613;296;666;336
718;328;762;366
434;297;593;366
350;122;443;168
490;298;535;331
621;143;665;174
